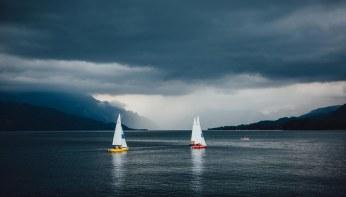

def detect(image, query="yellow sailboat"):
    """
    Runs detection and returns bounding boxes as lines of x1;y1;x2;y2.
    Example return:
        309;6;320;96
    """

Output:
108;114;129;153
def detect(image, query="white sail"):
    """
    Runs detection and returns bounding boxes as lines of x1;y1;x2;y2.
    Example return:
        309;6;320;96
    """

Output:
191;116;207;146
191;117;198;143
197;117;207;146
112;114;127;147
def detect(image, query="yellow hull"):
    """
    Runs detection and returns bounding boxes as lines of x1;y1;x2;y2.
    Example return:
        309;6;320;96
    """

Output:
107;147;129;153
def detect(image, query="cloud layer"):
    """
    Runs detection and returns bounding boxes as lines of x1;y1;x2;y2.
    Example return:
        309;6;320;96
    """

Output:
0;53;289;95
1;0;346;83
1;1;346;128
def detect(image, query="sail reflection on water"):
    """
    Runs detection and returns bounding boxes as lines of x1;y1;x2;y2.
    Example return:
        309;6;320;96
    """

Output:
191;149;205;193
111;153;127;188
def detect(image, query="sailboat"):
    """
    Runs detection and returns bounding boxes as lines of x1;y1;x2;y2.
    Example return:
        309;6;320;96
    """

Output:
190;116;207;149
108;114;129;153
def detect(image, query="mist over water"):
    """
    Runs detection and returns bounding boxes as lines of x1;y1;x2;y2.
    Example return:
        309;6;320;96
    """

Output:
1;130;345;196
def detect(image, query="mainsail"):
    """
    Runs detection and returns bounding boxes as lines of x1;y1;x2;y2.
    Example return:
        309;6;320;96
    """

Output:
191;116;207;146
112;114;128;148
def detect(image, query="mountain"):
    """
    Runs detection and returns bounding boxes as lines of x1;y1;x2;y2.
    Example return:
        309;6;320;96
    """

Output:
209;104;346;130
0;101;135;131
0;90;155;129
300;105;341;118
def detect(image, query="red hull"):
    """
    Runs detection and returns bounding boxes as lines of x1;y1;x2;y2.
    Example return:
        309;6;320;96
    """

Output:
191;145;207;149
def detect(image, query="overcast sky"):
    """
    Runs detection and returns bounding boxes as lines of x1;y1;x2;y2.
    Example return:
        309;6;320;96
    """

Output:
1;0;345;129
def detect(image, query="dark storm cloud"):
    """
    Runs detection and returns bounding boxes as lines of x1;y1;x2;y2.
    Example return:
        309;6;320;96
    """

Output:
1;0;346;84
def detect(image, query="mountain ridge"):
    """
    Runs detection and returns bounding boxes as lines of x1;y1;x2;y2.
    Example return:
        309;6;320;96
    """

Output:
0;101;138;131
209;104;346;130
0;90;155;129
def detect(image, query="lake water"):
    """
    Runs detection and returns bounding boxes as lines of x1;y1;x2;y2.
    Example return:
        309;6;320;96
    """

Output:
1;130;346;196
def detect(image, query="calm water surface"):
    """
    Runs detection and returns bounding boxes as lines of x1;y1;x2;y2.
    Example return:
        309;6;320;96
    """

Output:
1;130;346;196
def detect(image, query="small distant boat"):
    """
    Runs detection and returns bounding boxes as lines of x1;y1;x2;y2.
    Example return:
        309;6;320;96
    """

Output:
108;114;129;153
240;137;250;141
190;116;207;149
